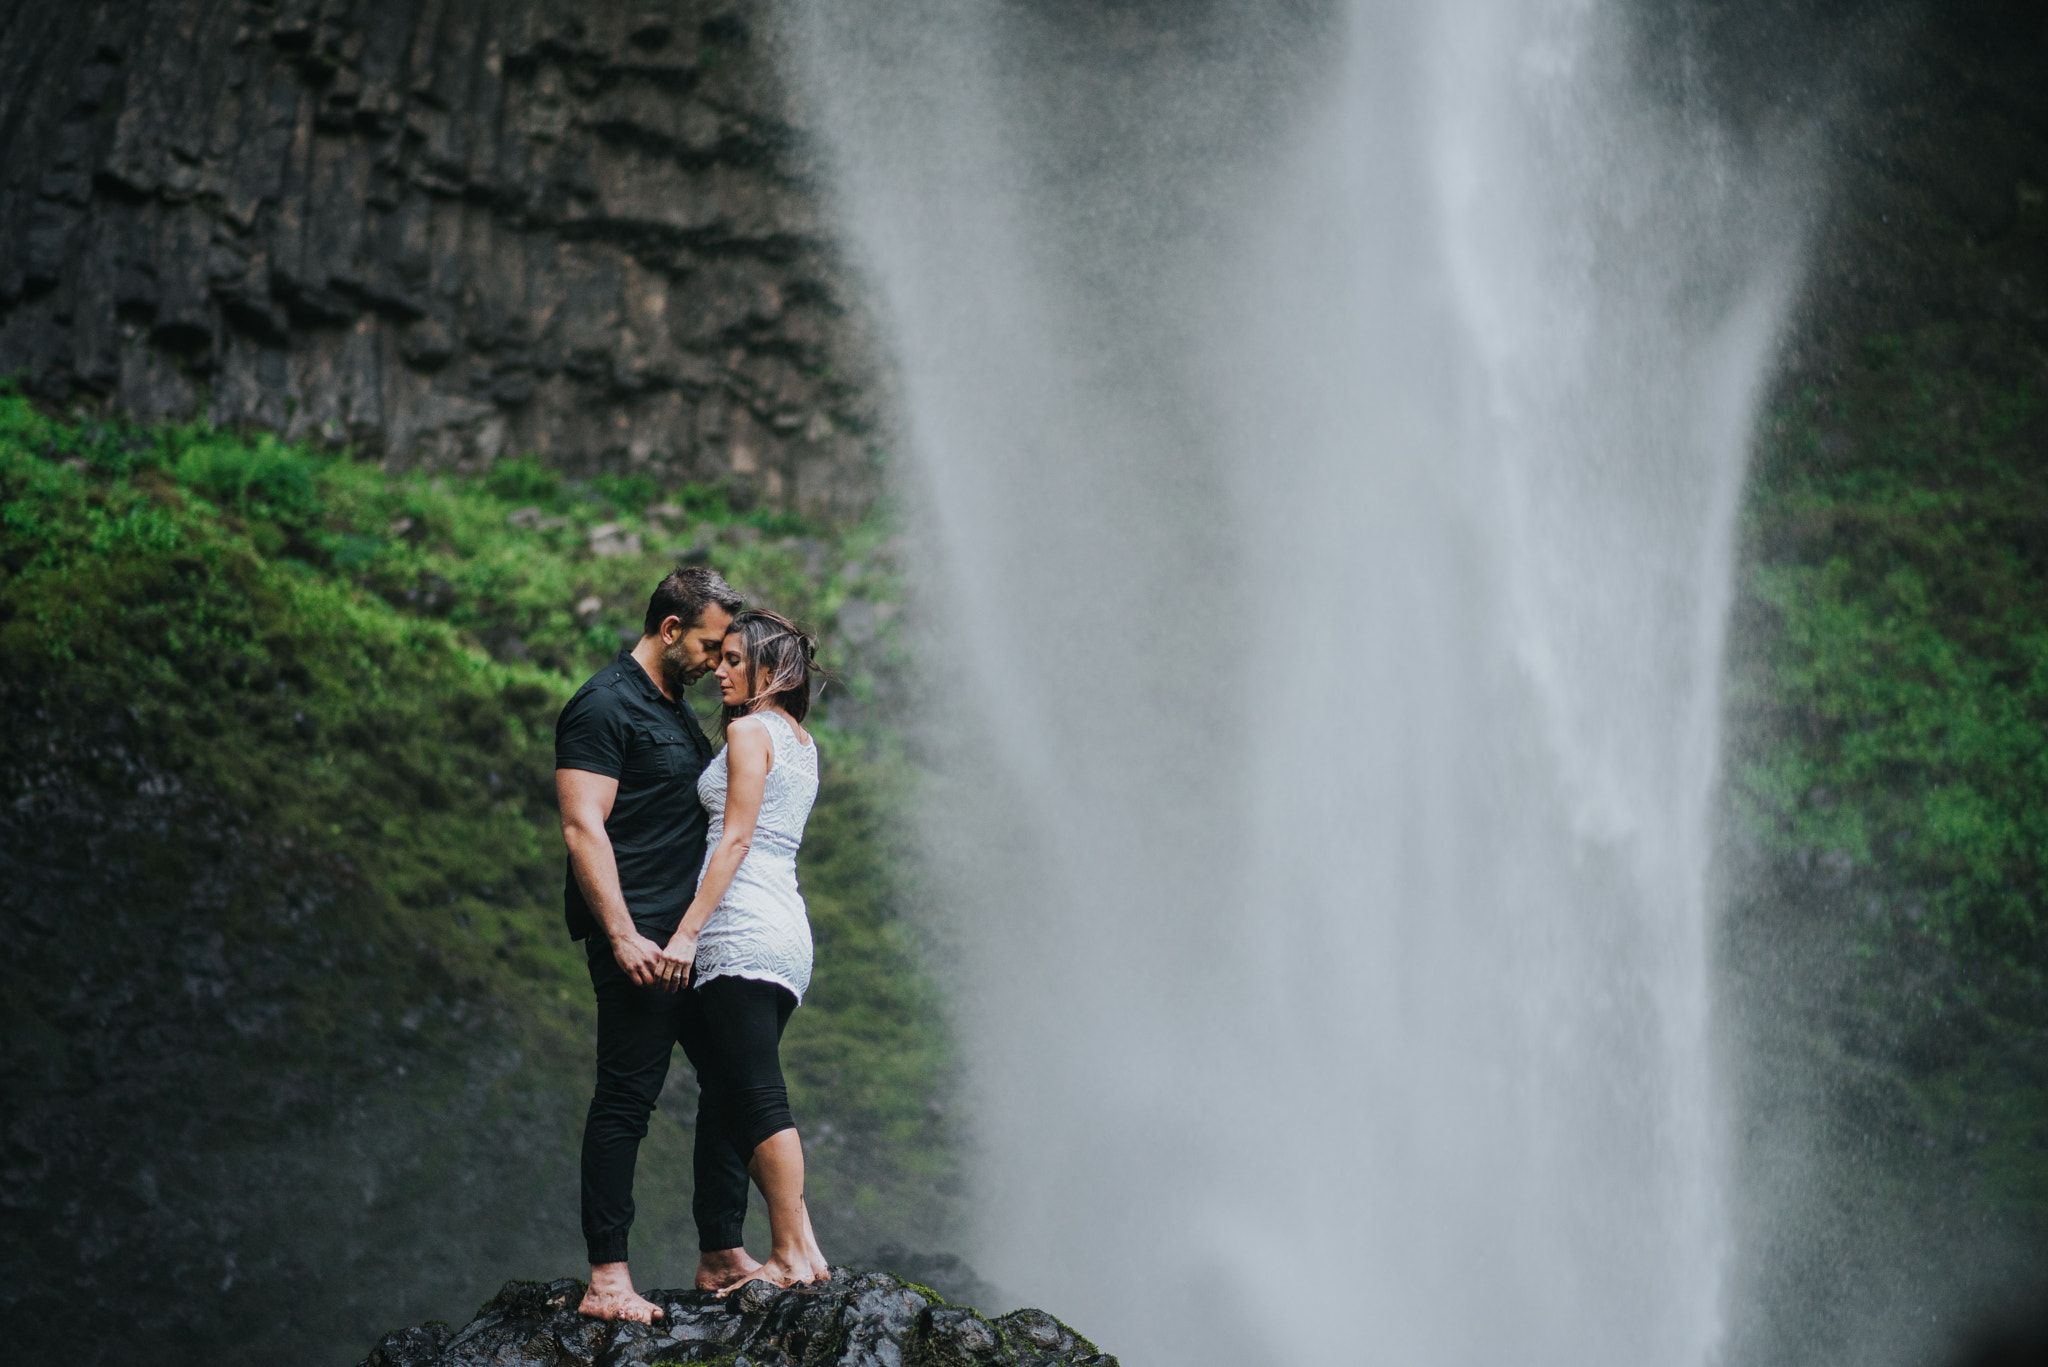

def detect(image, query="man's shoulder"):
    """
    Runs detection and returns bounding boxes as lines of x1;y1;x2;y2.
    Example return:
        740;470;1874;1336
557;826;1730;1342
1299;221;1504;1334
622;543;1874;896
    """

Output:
573;656;639;700
561;660;637;721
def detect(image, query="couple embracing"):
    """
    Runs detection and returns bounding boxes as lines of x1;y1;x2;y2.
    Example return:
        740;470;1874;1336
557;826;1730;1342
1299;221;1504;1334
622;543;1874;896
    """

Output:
554;565;828;1322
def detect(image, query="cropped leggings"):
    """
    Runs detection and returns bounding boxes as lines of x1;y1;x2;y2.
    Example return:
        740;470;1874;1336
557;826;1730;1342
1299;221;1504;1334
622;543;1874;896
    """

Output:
581;940;798;1263
692;972;800;1155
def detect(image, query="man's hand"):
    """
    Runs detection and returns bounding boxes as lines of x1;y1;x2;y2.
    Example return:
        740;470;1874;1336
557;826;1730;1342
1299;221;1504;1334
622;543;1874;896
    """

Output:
659;930;698;994
611;931;673;989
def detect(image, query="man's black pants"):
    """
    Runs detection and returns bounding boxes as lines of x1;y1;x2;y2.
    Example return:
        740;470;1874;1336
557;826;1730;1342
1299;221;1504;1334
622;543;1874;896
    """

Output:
581;940;750;1262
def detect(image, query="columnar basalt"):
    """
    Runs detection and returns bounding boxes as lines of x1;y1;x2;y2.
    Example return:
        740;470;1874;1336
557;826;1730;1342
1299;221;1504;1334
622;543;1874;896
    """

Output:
0;0;885;518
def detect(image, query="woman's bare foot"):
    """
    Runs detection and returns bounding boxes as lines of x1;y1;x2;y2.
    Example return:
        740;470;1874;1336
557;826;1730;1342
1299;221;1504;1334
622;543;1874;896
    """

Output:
695;1246;764;1292
580;1262;664;1322
795;1200;830;1282
727;1129;832;1295
716;1254;822;1296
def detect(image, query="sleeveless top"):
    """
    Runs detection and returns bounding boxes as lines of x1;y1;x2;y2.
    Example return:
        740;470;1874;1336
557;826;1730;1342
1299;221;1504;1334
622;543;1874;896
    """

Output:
693;711;820;1001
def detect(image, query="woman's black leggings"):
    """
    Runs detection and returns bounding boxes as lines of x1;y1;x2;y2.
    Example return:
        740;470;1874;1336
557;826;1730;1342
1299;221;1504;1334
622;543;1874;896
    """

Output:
580;948;798;1263
692;973;800;1159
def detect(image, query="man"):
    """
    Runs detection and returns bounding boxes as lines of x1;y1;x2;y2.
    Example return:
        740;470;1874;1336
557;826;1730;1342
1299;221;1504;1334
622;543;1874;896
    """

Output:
555;565;755;1321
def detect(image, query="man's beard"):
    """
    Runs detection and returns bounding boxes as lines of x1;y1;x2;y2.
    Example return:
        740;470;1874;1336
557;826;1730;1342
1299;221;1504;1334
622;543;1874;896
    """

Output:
659;639;702;693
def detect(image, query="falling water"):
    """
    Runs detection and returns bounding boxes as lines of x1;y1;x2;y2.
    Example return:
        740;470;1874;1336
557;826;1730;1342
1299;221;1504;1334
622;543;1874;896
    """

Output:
786;1;1800;1363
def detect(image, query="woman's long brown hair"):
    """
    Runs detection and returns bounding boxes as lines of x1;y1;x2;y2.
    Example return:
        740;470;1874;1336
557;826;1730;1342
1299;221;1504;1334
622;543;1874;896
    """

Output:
719;609;820;726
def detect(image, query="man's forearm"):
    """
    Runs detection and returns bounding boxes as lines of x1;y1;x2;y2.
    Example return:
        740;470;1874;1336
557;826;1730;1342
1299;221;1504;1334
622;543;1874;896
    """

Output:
565;824;638;944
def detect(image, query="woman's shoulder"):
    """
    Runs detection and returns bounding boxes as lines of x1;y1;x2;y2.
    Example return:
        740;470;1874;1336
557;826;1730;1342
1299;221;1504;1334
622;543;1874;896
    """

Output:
723;712;780;762
724;714;774;747
727;712;813;766
735;709;809;739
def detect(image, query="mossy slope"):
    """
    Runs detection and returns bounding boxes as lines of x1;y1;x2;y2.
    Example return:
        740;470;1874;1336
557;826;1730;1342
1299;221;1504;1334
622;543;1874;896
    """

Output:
0;397;950;1367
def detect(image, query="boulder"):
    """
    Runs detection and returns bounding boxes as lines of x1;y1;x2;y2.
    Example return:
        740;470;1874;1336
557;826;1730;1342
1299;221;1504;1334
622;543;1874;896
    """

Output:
362;1274;1118;1367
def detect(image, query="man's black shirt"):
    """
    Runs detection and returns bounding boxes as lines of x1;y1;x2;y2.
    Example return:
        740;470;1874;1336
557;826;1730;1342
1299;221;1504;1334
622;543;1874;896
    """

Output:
555;649;717;942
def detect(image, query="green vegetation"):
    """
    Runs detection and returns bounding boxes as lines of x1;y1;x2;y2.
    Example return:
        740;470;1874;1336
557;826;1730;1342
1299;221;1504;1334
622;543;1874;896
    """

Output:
1734;330;2047;962
1728;322;2048;1232
0;393;950;1360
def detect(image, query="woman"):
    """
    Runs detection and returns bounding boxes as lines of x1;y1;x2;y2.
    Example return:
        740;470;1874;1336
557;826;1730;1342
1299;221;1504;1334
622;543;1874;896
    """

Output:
660;608;829;1290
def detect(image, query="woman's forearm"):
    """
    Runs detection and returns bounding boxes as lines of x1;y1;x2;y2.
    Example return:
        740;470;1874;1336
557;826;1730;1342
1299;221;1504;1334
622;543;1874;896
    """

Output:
671;721;772;954
674;830;752;941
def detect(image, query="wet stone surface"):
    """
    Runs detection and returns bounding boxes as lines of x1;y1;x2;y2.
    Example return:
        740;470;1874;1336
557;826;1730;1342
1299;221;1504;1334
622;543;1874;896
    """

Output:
360;1273;1119;1367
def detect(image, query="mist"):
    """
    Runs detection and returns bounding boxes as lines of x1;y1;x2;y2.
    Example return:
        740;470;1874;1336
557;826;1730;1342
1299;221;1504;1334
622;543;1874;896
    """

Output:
783;1;1804;1362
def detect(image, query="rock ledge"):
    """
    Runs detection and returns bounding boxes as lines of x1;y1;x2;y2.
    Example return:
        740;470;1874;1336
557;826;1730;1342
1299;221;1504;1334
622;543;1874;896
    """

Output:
362;1272;1117;1367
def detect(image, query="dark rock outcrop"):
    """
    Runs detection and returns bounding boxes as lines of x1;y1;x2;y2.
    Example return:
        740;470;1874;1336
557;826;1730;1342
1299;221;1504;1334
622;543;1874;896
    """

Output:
0;0;885;518
362;1275;1117;1367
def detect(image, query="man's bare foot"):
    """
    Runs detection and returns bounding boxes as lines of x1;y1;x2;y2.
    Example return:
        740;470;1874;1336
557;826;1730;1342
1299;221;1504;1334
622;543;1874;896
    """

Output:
581;1262;664;1322
695;1246;763;1292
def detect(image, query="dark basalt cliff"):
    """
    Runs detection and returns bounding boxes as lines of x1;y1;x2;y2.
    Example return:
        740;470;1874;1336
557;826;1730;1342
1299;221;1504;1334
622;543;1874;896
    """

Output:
365;1274;1116;1367
0;0;884;517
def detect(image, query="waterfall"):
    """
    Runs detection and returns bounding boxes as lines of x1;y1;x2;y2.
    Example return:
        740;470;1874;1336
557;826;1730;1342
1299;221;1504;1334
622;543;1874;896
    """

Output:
785;1;1801;1362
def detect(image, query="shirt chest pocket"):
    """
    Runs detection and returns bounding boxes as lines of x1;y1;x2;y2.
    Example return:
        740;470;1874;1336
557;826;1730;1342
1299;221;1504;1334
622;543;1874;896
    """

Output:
629;723;695;781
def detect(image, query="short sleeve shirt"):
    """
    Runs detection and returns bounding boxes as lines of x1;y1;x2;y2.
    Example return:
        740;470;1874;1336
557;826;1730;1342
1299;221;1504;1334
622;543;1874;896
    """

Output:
555;649;716;941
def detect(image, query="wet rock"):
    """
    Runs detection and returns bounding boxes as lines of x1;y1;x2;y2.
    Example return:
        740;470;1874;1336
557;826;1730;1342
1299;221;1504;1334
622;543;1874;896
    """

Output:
994;1310;1114;1367
991;1310;1087;1360
362;1272;1118;1367
913;1306;1007;1366
364;1322;456;1367
864;1248;999;1314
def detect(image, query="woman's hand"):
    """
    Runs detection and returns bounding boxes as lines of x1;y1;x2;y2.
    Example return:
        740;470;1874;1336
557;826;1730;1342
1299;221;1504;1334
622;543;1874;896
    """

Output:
659;930;698;993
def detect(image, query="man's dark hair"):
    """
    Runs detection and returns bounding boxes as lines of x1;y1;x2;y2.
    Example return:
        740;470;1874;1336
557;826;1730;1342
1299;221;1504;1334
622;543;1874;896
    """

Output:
644;564;744;636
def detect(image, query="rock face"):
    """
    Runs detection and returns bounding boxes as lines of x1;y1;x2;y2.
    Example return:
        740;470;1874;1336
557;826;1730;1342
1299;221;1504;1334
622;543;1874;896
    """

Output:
0;0;885;518
363;1275;1117;1367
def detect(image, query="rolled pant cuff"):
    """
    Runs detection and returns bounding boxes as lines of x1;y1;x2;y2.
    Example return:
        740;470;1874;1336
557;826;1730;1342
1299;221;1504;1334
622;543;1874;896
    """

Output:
699;1221;747;1253
587;1234;630;1266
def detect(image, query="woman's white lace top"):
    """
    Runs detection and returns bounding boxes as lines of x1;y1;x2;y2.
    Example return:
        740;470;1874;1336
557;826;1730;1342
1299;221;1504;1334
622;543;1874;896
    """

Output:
694;711;819;1001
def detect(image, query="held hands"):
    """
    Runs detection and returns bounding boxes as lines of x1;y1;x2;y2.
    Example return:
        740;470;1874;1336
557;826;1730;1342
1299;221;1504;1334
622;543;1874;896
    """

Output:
658;931;698;994
612;931;683;990
611;928;696;992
